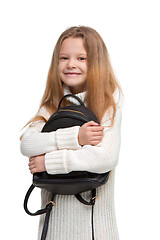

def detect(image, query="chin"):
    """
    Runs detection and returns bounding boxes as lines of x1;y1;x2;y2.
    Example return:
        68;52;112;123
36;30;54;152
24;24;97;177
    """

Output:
63;80;84;87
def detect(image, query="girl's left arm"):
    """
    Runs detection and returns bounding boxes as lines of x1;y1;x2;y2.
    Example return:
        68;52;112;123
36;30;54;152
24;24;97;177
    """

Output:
44;107;122;174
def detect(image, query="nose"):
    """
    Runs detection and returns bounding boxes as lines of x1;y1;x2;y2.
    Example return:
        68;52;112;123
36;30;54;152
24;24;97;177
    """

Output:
67;58;76;69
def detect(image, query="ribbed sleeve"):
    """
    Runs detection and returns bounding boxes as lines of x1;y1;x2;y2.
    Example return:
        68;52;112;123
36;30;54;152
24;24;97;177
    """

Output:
20;121;57;158
20;107;54;157
55;126;81;150
45;150;68;174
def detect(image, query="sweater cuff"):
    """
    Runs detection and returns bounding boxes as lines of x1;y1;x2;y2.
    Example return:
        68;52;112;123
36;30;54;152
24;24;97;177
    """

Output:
55;126;81;150
45;150;68;174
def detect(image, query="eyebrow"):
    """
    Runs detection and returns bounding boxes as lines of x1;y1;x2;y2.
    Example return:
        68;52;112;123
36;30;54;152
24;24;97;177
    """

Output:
59;52;87;56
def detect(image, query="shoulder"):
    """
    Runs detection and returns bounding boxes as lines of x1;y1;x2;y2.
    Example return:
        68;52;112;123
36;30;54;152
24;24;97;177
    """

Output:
101;88;123;127
37;106;51;120
30;106;51;128
101;106;122;127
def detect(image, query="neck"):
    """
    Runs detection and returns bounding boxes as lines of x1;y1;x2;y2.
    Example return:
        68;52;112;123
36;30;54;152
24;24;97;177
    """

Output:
63;84;86;104
69;86;86;94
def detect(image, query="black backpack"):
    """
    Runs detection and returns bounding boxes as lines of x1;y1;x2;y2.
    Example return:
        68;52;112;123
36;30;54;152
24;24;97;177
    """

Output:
24;94;110;240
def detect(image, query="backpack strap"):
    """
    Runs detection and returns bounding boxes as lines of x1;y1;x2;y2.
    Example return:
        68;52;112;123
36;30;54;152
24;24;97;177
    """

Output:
24;184;56;240
40;197;55;240
75;189;97;240
75;189;96;205
58;94;85;108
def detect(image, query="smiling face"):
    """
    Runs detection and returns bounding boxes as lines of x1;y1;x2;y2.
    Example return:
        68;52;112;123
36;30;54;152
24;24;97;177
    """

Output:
58;37;87;94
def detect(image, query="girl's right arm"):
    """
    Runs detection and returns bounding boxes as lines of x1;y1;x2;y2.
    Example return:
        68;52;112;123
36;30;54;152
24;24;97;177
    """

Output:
20;106;81;158
20;123;81;158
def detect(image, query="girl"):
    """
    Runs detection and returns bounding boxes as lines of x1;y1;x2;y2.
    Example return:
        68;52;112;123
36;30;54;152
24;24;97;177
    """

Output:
20;26;122;240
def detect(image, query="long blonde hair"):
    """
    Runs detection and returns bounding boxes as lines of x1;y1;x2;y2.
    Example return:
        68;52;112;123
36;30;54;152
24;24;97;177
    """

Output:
25;26;122;127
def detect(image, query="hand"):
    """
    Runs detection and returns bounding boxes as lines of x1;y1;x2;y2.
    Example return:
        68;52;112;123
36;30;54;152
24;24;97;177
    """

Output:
28;154;46;174
78;121;104;146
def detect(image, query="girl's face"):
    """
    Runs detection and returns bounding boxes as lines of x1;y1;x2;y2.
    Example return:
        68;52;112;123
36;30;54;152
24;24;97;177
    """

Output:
58;37;87;94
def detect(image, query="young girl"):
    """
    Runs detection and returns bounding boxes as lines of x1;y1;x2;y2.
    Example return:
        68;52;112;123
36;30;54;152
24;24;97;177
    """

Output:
20;26;122;240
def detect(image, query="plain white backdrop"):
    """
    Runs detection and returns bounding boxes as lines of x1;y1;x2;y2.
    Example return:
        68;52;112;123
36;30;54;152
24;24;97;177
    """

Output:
0;0;160;239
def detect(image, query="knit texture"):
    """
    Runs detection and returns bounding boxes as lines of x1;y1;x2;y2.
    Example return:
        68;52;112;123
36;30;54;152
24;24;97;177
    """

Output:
20;86;121;240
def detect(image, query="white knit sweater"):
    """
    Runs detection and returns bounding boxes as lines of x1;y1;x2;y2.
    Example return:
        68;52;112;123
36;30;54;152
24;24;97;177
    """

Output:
20;87;122;240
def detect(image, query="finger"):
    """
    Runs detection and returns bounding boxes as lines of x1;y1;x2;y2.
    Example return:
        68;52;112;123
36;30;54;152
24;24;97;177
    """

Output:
30;168;36;174
29;164;35;170
29;157;35;162
85;121;99;127
91;140;101;146
91;131;104;136
91;136;103;141
28;161;35;167
90;126;104;132
28;159;35;165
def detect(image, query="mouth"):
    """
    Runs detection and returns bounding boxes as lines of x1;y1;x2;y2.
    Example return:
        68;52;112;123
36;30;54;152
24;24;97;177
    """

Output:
65;72;81;76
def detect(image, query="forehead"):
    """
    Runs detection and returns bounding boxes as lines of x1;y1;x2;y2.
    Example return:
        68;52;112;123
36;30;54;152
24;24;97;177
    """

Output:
60;37;86;55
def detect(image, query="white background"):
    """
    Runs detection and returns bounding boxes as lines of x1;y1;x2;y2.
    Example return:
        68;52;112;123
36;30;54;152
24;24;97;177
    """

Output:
0;0;160;239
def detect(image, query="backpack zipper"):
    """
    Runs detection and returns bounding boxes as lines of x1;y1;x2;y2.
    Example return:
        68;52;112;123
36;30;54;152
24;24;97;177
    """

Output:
59;109;87;117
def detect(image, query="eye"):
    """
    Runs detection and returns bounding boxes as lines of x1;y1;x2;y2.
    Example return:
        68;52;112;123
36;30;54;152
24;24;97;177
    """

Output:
60;57;68;60
78;57;86;61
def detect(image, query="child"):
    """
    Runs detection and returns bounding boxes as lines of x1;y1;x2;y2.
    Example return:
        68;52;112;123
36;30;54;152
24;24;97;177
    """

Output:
20;26;122;240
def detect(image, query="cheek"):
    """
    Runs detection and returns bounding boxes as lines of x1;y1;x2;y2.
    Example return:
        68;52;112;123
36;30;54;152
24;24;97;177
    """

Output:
83;66;87;76
82;63;87;73
58;64;66;82
58;61;66;72
58;63;63;76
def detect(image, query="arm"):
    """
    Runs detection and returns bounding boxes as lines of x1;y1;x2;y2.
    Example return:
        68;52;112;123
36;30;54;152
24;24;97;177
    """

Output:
20;106;81;158
45;107;122;174
28;121;104;174
20;123;81;158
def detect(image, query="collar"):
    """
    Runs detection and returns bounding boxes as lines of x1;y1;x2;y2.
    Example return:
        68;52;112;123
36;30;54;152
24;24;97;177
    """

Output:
63;84;86;105
63;84;121;107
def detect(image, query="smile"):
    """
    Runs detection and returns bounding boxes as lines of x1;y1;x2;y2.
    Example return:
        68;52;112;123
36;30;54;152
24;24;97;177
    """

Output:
65;73;81;76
